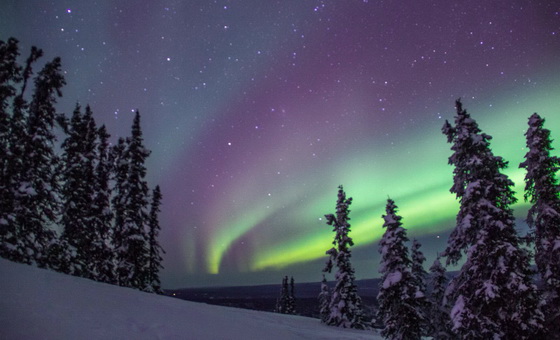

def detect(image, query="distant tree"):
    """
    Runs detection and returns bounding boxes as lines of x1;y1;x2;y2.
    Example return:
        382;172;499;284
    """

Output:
275;276;296;314
427;257;452;339
442;100;544;338
275;276;290;314
377;199;423;340
287;276;296;315
323;185;368;329
520;112;560;337
147;185;164;293
318;274;331;323
112;111;151;290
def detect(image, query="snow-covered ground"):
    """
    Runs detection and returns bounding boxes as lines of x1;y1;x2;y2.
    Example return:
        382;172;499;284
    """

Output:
0;259;381;339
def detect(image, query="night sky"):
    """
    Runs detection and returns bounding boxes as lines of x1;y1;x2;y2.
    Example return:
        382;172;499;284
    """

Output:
1;1;559;288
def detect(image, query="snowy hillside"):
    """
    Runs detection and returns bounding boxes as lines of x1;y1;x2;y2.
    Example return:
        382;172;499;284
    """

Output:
0;259;381;339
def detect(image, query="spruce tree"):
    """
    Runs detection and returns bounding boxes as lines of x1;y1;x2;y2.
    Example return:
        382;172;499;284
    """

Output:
91;124;116;284
323;185;367;329
60;104;97;277
318;274;331;323
275;276;290;314
377;199;423;340
520;112;560;337
0;38;21;218
147;185;164;293
442;100;544;338
427;257;452;339
113;111;151;290
410;239;429;336
0;38;24;260
10;52;65;267
111;136;128;262
286;276;296;315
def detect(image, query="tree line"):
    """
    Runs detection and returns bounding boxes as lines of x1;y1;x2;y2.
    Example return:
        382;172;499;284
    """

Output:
318;100;559;339
0;38;165;293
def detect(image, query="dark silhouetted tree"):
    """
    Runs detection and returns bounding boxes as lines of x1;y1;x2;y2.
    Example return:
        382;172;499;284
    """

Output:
287;276;296;315
60;104;97;277
91;124;116;284
0;38;24;260
7;47;65;267
275;276;290;314
442;100;544;339
147;185;164;293
113;111;151;290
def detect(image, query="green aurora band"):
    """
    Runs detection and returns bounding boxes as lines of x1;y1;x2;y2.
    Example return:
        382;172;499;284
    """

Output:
206;75;560;275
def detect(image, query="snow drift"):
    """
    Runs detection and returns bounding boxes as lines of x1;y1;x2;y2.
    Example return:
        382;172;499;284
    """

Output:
0;259;380;339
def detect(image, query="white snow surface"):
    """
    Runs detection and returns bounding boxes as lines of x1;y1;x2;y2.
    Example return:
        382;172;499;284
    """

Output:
0;259;381;339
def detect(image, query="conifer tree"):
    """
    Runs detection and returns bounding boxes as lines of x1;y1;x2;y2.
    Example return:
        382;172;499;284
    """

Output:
318;274;331;323
0;38;21;212
0;38;24;260
410;239;429;336
275;276;290;314
323;185;367;329
147;185;164;293
91;124;116;284
111;136;128;260
9;51;65;267
286;276;296;315
113;111;151;290
377;199;423;340
520;112;560;337
60;104;97;277
410;240;427;292
427;257;452;339
442;100;544;338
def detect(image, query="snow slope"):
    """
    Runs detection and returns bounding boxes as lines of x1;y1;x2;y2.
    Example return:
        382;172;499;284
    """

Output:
0;259;381;339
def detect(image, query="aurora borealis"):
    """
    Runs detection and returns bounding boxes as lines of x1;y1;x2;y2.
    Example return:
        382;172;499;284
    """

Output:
1;1;559;288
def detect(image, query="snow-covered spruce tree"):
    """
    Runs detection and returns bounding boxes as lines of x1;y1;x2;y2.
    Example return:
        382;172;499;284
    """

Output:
90;124;116;284
286;276;296;315
60;104;98;278
0;38;20;209
410;239;429;336
0;41;45;262
322;185;368;329
427;257;452;340
147;185;164;293
376;199;423;340
318;274;331;323
275;276;290;314
111;136;128;266
520;112;560;337
9;53;65;267
0;37;24;260
442;99;544;339
112;111;151;290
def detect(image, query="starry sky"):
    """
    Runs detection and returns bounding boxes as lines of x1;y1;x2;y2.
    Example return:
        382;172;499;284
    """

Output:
1;1;559;288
